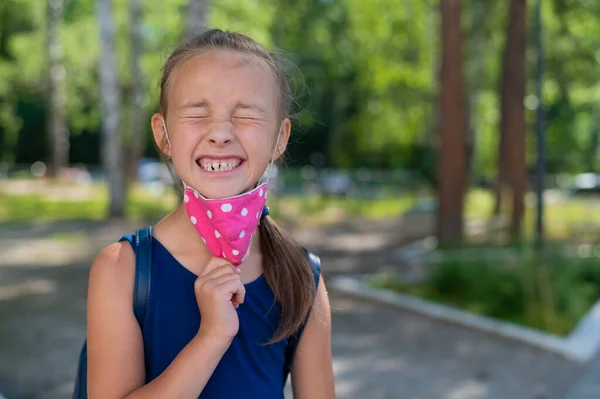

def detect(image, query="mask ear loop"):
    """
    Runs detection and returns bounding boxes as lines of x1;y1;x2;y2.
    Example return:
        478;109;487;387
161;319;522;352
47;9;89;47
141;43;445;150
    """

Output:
256;125;283;226
163;118;190;192
258;124;283;188
162;118;173;149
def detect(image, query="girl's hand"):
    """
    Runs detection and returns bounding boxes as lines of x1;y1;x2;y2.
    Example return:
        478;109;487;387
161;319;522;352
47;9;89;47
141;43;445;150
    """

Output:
194;257;246;341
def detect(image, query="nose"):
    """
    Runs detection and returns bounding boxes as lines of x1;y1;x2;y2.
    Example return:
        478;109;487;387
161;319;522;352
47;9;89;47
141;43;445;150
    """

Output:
206;122;234;147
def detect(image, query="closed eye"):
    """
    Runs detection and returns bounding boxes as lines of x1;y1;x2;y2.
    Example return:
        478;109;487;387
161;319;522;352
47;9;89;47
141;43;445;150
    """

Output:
184;116;209;120
233;115;266;121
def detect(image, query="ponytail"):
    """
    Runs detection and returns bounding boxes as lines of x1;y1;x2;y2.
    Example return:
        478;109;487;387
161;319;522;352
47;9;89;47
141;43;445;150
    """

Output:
259;216;316;343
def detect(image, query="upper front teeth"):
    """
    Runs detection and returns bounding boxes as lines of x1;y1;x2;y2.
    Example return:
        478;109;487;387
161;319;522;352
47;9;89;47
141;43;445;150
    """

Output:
201;160;240;171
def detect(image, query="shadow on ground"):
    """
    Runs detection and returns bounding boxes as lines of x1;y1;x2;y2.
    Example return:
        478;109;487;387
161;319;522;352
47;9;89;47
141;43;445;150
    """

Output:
0;261;89;399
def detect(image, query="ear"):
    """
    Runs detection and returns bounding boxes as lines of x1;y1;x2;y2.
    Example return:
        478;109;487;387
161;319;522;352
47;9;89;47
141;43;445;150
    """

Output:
151;113;171;158
273;118;291;161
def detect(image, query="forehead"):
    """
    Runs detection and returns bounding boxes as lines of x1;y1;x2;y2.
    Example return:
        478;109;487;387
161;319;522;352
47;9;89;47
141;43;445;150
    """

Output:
168;50;279;113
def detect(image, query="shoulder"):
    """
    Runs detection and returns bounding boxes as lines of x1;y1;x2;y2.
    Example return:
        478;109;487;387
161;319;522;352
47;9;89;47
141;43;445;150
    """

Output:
90;240;136;278
88;240;136;299
310;270;330;325
290;251;335;397
86;240;146;394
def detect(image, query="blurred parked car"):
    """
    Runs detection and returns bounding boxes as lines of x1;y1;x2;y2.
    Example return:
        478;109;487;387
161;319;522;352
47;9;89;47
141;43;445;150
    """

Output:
137;158;173;184
318;170;356;197
570;173;600;195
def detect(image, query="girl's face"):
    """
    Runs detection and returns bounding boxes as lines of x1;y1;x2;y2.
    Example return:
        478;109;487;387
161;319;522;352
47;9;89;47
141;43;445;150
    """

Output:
152;50;290;199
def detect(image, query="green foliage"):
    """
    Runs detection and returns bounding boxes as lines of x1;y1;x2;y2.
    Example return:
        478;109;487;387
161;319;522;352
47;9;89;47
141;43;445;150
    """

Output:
369;246;600;336
0;0;599;175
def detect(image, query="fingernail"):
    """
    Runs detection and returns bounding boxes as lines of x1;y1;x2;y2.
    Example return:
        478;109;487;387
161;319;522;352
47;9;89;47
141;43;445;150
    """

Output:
235;267;241;274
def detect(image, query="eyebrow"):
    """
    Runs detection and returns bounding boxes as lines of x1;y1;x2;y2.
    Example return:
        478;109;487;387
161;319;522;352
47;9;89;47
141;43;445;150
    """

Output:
233;101;267;114
179;101;209;111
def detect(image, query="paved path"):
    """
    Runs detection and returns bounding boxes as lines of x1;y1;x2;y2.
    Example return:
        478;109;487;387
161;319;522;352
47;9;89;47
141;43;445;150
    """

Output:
326;292;583;399
0;219;592;398
564;357;600;399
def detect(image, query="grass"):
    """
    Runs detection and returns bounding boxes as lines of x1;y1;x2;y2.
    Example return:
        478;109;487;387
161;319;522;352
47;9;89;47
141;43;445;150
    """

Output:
0;181;179;223
0;179;417;225
269;194;417;224
465;189;600;241
367;246;600;336
3;179;600;239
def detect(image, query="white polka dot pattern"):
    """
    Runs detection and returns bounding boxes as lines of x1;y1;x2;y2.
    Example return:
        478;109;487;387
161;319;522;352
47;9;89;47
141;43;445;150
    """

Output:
182;183;269;266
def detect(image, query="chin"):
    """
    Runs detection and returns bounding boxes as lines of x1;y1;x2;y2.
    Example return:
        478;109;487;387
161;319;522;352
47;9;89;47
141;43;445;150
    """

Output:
188;181;255;200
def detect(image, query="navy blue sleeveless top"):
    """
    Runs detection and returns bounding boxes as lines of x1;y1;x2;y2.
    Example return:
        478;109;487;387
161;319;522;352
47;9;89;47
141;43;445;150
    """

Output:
120;234;293;399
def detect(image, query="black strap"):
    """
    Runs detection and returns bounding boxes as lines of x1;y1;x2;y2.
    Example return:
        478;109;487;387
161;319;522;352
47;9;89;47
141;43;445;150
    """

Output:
282;248;321;386
133;226;153;327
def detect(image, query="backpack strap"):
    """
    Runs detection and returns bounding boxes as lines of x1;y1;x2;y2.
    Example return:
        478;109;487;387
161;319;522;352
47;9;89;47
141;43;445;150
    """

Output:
133;226;153;327
282;248;321;386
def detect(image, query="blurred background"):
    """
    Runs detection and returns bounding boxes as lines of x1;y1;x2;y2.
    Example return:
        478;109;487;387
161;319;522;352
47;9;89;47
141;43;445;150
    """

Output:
2;0;600;398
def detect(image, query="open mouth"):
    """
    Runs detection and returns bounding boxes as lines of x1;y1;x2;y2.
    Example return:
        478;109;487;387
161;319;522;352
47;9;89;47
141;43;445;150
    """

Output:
197;157;244;172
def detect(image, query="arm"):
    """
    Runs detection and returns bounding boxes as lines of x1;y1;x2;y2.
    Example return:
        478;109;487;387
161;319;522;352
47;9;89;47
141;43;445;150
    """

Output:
86;243;236;399
290;277;336;399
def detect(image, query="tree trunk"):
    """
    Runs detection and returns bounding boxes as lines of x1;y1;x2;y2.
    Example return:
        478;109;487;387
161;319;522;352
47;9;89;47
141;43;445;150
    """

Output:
492;125;507;217
585;112;600;172
97;0;125;218
47;0;69;177
128;0;144;182
500;0;527;238
465;0;487;176
436;0;468;245
493;5;510;219
187;0;209;36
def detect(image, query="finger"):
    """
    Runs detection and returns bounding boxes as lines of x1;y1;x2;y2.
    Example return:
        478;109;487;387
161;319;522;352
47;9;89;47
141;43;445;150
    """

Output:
202;265;240;282
211;273;241;286
221;280;245;306
195;265;235;292
232;284;245;307
219;279;246;305
200;257;238;277
233;288;245;307
199;258;229;277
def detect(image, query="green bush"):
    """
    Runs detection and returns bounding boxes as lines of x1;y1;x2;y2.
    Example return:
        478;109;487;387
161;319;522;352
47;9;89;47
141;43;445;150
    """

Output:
368;246;600;336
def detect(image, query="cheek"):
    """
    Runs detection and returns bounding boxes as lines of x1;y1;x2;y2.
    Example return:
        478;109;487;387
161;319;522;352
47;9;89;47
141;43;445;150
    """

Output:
171;128;196;151
241;136;273;166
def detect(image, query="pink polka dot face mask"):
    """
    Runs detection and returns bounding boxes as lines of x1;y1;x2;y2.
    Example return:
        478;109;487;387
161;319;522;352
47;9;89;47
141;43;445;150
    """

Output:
183;182;268;265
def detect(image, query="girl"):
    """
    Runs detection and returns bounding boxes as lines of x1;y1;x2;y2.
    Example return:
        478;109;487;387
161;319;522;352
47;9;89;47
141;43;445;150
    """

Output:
86;29;335;398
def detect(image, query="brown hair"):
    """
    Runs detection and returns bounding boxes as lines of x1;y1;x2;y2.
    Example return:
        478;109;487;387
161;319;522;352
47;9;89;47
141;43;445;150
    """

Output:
157;29;316;342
